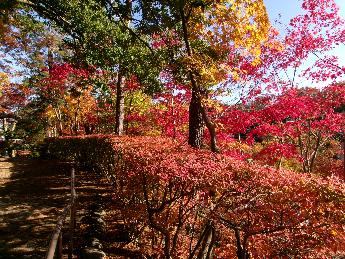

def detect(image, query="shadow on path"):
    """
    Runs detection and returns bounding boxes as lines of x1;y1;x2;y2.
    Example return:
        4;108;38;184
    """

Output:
0;157;72;259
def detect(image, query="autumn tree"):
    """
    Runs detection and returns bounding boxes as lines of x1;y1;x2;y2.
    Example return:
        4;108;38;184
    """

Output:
8;0;270;150
124;0;270;151
6;0;164;136
0;1;74;140
0;2;67;80
220;85;345;177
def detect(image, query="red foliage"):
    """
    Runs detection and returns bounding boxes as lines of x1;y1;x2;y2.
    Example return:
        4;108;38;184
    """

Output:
123;75;140;92
150;76;190;140
40;63;89;98
151;30;181;49
46;135;345;258
219;85;345;175
0;83;29;114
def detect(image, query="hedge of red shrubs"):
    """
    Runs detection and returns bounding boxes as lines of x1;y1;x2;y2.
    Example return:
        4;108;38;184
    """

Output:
46;135;345;258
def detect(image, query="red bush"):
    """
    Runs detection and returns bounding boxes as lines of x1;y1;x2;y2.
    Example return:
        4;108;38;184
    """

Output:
46;135;345;258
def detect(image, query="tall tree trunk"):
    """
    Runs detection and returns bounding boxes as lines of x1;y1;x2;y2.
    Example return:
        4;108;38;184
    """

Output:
189;89;204;148
171;97;177;139
179;1;218;151
179;2;204;148
115;71;125;135
47;47;53;71
125;93;133;135
114;0;131;136
189;220;216;259
3;118;7;132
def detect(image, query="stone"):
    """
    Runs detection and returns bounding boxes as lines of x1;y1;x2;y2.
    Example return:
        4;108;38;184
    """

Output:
85;237;103;250
92;210;106;217
81;248;106;259
82;216;106;228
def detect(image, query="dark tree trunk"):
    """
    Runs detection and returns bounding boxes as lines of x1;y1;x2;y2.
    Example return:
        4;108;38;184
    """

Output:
179;3;204;148
200;103;219;153
197;222;216;259
237;249;250;259
189;220;216;259
125;94;133;135
115;72;125;135
188;89;204;148
235;230;250;259
115;0;131;136
179;2;219;152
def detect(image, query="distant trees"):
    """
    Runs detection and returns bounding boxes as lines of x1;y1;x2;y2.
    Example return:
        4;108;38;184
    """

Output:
221;85;345;176
3;0;271;150
0;0;344;164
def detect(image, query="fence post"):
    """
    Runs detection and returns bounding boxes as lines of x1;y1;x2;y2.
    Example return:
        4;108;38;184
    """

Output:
69;167;76;259
58;232;63;259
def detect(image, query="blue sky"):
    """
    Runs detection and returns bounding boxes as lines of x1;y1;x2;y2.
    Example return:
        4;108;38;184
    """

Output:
222;0;345;103
263;0;345;66
264;0;345;23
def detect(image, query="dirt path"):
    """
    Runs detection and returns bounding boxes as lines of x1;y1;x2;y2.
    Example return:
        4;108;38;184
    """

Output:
0;156;136;259
0;157;74;258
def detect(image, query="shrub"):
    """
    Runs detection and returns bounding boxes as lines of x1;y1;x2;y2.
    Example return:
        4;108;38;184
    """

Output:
46;135;345;258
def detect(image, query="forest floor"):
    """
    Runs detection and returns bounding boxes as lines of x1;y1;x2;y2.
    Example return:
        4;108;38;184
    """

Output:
0;156;121;259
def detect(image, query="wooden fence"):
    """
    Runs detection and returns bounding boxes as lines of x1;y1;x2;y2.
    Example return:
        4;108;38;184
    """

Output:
46;167;77;259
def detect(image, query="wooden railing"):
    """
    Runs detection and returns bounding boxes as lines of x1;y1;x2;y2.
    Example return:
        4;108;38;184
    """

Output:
46;167;77;259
